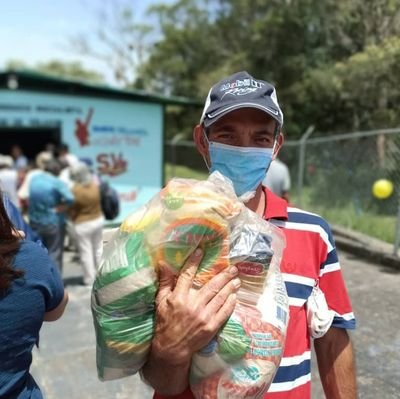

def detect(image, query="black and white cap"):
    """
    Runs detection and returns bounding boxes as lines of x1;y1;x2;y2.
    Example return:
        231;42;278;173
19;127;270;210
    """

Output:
200;71;283;127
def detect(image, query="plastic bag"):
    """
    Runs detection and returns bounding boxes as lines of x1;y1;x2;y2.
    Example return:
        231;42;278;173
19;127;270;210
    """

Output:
91;172;289;398
306;282;335;339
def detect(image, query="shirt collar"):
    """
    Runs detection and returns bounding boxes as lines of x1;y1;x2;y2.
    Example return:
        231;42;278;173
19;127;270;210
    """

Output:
262;186;288;220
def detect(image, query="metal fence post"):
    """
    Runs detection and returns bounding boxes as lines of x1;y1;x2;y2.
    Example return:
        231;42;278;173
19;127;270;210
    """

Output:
393;194;400;256
296;125;315;207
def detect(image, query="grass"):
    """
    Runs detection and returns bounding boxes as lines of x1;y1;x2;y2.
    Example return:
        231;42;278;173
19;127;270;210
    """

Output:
165;163;208;182
292;189;396;244
164;163;396;244
319;206;395;243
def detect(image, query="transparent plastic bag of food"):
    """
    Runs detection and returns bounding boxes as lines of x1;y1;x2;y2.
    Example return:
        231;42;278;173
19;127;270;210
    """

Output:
190;192;288;399
91;171;289;399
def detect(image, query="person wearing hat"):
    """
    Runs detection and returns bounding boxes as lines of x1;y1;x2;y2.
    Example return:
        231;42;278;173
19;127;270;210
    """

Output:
141;72;357;399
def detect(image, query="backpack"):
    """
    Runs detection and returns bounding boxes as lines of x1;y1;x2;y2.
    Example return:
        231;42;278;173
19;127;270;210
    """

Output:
100;181;120;220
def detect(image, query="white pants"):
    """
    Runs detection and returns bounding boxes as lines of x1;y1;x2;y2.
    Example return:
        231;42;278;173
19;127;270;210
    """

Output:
73;216;104;285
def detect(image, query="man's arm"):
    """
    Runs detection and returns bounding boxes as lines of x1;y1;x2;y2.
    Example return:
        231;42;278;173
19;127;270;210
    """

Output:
314;327;357;399
141;248;240;396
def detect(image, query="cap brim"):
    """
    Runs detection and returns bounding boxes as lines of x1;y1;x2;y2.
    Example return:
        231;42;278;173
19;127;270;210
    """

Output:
203;102;282;128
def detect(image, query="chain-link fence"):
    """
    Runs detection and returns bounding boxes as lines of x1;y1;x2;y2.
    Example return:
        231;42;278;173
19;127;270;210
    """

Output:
165;128;400;255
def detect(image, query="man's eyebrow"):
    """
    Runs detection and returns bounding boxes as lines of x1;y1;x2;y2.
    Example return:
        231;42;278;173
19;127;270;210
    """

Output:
254;128;275;135
211;124;237;132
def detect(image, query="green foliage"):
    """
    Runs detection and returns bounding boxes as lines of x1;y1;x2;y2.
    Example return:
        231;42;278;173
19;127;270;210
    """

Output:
36;60;105;83
70;0;400;139
6;59;105;84
136;0;400;139
294;36;400;134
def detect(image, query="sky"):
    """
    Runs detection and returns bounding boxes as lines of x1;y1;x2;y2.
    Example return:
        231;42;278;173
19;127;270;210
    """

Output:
0;0;171;86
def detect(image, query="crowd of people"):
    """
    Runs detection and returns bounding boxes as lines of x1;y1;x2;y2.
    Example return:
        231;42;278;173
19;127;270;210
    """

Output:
0;143;104;286
0;71;356;399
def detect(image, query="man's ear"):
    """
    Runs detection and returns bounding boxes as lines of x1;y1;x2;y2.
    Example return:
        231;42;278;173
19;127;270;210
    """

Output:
273;131;284;159
193;125;208;157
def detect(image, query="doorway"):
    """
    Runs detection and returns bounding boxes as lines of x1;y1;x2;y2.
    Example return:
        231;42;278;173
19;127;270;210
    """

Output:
0;127;61;165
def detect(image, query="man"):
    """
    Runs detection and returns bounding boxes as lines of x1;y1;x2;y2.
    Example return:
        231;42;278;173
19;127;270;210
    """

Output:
10;144;28;171
142;71;357;398
263;158;291;202
18;151;54;213
28;159;74;273
57;142;80;168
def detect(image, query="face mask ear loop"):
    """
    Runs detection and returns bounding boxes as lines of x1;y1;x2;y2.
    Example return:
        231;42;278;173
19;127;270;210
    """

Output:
271;141;278;161
202;129;212;171
271;124;281;161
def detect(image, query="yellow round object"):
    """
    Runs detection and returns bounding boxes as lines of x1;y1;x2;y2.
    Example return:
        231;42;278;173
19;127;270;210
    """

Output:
372;179;394;199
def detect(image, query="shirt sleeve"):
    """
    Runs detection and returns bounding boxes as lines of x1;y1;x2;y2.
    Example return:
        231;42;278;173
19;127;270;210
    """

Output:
56;179;75;205
318;221;356;330
19;241;65;312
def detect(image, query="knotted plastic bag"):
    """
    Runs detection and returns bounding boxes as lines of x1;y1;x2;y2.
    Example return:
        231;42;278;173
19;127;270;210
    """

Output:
91;172;289;398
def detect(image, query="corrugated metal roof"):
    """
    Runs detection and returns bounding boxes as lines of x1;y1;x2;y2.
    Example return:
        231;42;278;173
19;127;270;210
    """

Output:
0;69;202;106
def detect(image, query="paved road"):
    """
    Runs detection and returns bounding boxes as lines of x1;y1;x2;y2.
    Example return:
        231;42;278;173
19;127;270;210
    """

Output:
31;249;400;398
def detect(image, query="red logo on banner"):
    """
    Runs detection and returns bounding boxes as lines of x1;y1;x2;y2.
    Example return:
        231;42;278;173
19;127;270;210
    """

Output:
75;108;93;146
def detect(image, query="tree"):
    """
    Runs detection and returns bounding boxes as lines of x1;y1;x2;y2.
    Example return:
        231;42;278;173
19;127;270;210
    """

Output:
290;36;400;134
69;1;151;87
5;59;105;84
68;0;400;138
36;60;105;83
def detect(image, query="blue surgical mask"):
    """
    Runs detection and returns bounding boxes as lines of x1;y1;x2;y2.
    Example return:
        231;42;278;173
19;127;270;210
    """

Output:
204;134;275;197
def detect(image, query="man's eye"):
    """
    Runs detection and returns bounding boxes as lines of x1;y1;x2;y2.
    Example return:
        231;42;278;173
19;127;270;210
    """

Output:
257;136;272;143
216;132;234;139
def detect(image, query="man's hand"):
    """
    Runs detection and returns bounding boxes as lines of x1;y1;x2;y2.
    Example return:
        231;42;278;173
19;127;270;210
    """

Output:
153;247;240;365
141;247;240;395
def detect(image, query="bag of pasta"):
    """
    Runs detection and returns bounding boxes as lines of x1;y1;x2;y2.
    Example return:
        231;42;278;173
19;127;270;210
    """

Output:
91;171;289;398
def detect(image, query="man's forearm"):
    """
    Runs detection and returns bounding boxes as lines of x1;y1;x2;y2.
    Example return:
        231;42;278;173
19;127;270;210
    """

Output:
314;327;357;399
141;347;191;396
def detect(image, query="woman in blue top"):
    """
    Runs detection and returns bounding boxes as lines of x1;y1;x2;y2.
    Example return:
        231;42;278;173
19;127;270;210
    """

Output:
0;191;69;398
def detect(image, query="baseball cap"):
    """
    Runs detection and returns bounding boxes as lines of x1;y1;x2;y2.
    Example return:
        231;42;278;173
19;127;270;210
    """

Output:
200;71;283;128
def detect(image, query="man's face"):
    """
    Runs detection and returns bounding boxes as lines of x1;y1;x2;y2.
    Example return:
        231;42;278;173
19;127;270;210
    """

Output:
207;108;278;148
194;107;283;162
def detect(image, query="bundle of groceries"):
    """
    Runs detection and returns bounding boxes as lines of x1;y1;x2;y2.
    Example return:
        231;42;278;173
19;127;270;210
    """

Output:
91;172;289;398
